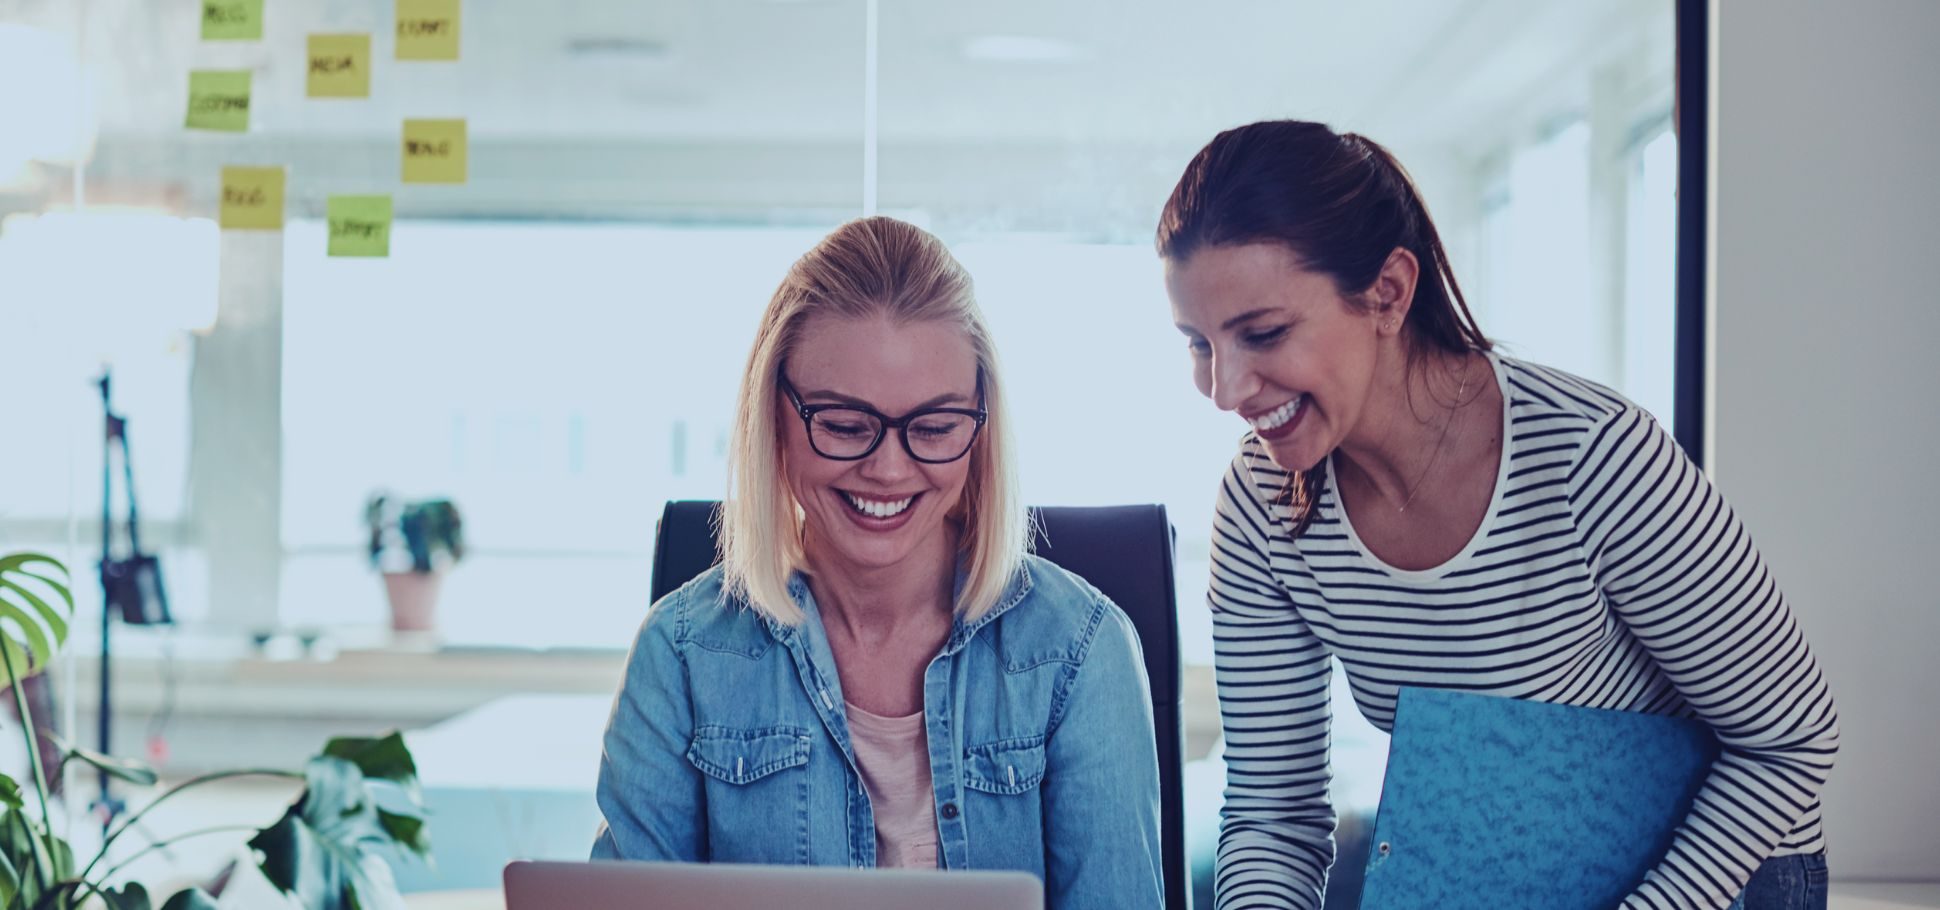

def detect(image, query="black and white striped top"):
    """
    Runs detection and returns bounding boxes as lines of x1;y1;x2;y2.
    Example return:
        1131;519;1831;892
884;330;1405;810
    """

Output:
1209;353;1839;910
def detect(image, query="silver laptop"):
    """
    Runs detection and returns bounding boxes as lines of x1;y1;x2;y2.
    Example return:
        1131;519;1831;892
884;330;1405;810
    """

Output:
503;860;1043;910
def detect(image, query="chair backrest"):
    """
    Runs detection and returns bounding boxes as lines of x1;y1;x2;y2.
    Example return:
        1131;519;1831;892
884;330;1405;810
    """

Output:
650;500;1190;910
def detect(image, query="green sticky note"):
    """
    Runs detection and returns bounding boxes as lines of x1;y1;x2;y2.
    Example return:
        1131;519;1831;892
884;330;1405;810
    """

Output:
187;70;251;132
201;0;264;41
401;118;467;183
327;195;393;257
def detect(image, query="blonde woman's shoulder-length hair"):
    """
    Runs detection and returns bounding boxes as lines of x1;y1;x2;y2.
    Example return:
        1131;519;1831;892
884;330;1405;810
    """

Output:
719;216;1027;627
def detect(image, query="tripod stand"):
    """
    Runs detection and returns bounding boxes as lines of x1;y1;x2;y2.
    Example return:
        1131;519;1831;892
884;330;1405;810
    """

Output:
96;370;173;834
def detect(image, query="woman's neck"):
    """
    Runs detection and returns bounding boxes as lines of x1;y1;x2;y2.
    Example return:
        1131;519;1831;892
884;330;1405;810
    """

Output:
1335;346;1484;508
802;522;958;644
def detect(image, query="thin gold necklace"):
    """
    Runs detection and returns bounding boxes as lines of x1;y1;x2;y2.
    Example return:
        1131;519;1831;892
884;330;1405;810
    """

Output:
1396;361;1474;514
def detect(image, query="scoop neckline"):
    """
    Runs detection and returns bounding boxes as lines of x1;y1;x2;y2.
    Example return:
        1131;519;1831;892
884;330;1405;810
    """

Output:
1322;351;1513;582
844;701;925;727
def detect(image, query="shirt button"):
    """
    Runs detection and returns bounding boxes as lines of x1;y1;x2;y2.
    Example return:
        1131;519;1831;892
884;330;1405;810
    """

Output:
940;802;959;820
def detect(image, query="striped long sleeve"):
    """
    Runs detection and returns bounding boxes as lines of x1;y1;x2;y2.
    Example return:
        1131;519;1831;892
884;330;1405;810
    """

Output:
1208;448;1333;910
1204;354;1837;910
1571;407;1839;909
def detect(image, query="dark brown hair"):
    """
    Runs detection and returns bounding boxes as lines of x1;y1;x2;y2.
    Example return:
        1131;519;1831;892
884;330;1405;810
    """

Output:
1157;120;1491;534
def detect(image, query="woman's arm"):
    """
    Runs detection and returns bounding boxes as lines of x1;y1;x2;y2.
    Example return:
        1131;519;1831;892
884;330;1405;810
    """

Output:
591;597;708;861
1040;599;1166;908
1569;407;1839;909
1209;452;1338;910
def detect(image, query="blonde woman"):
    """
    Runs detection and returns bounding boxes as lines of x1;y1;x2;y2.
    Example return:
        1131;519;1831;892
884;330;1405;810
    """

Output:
593;216;1164;907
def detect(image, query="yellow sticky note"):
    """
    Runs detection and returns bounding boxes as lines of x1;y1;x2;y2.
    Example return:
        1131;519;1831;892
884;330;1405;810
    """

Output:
396;0;461;61
219;166;285;230
308;34;372;98
401;119;467;184
186;70;251;132
327;195;393;257
201;0;264;41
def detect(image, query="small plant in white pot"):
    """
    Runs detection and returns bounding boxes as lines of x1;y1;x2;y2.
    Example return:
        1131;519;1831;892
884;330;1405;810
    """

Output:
364;495;465;634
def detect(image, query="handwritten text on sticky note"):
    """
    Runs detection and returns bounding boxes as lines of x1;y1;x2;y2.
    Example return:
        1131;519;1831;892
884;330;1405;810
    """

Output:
220;166;286;230
396;0;461;60
187;71;252;132
328;195;393;257
308;34;372;98
201;0;264;41
401;119;467;183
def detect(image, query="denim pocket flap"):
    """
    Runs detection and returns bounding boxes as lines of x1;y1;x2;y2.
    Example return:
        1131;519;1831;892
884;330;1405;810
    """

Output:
687;725;811;785
963;736;1047;795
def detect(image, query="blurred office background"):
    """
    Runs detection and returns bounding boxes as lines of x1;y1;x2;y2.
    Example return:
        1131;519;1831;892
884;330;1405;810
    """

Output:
0;0;1682;903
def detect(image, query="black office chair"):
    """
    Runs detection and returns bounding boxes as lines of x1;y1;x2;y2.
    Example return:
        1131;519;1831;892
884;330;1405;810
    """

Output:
650;500;1190;910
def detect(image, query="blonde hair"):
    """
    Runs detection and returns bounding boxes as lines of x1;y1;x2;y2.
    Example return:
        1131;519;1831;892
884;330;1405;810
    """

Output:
721;216;1026;626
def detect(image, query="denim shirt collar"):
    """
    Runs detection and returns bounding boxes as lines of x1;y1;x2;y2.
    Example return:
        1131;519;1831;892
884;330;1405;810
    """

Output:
756;557;1035;656
749;558;1037;872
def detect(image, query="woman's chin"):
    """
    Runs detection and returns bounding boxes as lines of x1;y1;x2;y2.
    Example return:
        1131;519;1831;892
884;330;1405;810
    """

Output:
831;538;918;572
1262;437;1326;475
809;511;932;572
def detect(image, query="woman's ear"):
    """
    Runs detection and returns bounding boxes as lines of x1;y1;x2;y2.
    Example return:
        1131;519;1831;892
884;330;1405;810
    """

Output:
1369;247;1421;337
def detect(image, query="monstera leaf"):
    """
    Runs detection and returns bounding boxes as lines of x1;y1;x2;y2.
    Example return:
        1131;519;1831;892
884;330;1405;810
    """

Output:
321;733;421;803
0;775;19;910
323;732;429;857
0;802;70;910
249;748;428;910
99;882;152;910
0;553;72;677
158;889;221;910
97;883;221;910
98;884;221;910
0;553;431;910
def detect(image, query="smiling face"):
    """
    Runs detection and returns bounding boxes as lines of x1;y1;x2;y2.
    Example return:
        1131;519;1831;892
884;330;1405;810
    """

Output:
1167;242;1405;473
780;312;982;577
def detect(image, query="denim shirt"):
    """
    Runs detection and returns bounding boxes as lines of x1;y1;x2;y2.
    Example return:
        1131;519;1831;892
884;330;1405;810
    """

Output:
592;555;1164;909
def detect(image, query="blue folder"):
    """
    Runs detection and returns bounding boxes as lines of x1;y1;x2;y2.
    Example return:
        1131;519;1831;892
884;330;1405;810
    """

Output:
1358;688;1719;910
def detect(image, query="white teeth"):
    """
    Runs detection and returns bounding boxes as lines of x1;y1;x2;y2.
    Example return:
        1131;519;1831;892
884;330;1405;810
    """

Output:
842;492;914;518
1250;396;1305;431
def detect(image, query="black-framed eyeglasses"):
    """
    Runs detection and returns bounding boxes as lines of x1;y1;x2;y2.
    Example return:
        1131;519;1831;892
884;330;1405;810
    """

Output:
779;369;987;464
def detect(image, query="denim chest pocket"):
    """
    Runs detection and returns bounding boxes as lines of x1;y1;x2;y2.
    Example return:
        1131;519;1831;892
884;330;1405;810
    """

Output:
963;736;1048;795
688;725;811;782
686;725;812;864
959;736;1049;871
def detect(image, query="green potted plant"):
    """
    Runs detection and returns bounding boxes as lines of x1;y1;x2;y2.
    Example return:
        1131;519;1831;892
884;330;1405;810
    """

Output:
364;494;465;633
0;550;430;909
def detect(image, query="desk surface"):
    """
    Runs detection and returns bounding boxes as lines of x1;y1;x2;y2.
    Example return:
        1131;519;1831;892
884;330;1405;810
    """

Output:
404;890;501;909
405;693;614;790
396;696;1940;910
401;883;1940;910
1836;884;1940;910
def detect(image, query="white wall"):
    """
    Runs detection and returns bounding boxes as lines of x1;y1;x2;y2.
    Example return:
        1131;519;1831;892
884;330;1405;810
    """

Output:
1711;0;1940;880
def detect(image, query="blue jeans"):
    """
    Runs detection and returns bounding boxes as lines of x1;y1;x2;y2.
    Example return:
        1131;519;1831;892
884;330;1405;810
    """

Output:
1731;854;1829;910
